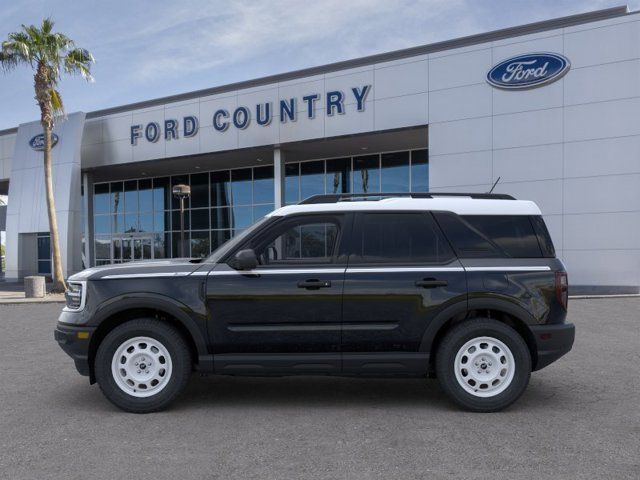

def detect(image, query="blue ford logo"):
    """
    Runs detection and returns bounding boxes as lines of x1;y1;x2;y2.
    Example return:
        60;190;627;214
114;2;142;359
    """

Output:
487;53;570;90
29;133;59;151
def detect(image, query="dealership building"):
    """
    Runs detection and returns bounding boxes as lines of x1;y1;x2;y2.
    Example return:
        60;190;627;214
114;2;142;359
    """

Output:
0;6;639;293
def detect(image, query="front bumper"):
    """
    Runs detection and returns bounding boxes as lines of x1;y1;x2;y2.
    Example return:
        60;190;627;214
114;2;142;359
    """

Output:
54;323;96;377
530;323;575;371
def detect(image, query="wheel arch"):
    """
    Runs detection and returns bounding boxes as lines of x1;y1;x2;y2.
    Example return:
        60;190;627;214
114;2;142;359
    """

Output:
421;297;539;371
87;294;208;383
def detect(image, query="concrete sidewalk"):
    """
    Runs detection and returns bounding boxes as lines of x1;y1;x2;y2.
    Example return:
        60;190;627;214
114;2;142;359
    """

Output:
0;282;65;304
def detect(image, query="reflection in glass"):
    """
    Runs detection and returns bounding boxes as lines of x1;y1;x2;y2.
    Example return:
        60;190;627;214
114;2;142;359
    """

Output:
211;207;231;230
122;238;132;261
94;184;110;214
353;155;380;194
171;232;186;258
124;213;138;233
153;211;167;232
231;205;253;229
94;236;110;259
191;208;209;230
285;163;299;205
211;171;231;207
154;233;168;259
171;210;190;231
124;180;138;213
92;149;426;265
113;238;123;261
381;152;410;193
111;182;123;214
253;204;274;221
190;231;210;258
94;215;110;235
411;149;429;192
112;214;124;234
253;166;274;204
139;214;153;232
190;173;209;208
231;168;252;206
139;179;153;212
211;230;231;251
326;158;350;194
300;161;325;201
153;177;169;211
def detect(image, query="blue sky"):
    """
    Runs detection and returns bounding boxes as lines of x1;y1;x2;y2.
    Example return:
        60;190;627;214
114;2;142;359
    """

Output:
0;0;638;130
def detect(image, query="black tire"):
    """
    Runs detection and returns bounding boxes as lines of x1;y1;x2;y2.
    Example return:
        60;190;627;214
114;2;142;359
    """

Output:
435;318;531;412
95;319;192;413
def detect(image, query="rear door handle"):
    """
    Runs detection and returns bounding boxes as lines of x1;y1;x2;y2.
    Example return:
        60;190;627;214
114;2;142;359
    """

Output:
415;278;448;288
297;279;332;289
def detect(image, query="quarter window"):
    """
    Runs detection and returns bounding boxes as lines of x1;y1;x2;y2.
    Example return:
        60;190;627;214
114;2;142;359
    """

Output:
351;213;454;264
434;213;545;258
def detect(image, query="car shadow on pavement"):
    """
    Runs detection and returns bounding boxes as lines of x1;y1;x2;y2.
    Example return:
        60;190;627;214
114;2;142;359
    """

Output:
176;375;453;411
60;374;568;414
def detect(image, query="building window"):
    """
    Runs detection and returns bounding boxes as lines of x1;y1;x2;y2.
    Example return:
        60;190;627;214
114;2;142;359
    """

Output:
93;165;274;264
284;148;428;204
91;149;426;265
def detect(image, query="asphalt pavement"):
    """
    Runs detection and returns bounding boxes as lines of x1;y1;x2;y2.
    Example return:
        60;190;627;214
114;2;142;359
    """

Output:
0;299;638;479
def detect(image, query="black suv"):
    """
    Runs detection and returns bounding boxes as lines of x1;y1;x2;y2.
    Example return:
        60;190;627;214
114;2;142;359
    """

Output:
55;193;574;413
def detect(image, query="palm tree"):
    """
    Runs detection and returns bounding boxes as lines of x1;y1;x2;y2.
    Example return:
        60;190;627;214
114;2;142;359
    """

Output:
0;18;94;292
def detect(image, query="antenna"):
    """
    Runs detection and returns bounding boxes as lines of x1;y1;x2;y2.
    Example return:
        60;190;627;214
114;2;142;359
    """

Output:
488;176;501;194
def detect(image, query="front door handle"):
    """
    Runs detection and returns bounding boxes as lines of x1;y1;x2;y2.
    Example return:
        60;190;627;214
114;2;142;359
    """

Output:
297;279;331;290
415;278;448;288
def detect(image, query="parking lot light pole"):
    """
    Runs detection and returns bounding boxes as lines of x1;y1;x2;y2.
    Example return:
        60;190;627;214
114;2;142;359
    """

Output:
172;184;191;258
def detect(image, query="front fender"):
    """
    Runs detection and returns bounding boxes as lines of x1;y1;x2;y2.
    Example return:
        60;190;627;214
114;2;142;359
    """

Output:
90;293;209;357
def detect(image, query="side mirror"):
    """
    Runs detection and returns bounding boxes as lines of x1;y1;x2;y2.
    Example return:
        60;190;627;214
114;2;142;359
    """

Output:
231;249;258;270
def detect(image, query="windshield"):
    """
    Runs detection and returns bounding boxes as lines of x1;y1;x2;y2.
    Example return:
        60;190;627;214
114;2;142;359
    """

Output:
205;216;272;264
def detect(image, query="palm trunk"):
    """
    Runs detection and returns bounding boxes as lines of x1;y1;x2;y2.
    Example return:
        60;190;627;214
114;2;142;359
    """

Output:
35;63;66;293
43;123;66;293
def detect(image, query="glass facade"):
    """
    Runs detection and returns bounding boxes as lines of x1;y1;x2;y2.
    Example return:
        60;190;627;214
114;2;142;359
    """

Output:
285;149;428;204
91;148;428;265
93;166;274;265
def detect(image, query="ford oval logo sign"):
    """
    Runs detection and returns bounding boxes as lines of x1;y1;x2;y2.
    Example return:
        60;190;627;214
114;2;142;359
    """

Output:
487;53;570;90
29;133;59;151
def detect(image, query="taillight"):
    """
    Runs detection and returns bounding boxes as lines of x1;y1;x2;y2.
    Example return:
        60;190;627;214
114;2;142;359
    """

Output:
555;271;568;310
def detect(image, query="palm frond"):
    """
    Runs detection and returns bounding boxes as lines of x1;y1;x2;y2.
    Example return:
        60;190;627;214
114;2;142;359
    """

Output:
49;88;64;117
64;48;94;81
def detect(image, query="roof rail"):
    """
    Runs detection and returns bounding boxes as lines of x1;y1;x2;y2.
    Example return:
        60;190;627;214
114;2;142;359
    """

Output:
299;192;516;204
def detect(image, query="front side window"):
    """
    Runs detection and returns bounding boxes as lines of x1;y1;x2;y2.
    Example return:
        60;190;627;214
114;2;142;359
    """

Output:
255;217;341;265
351;213;454;264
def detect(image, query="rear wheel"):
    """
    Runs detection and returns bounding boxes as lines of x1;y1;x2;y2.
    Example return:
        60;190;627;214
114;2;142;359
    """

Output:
95;319;192;413
436;319;531;412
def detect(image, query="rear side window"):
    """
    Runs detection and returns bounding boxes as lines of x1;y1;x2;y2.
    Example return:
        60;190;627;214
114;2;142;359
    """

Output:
434;212;546;258
530;215;556;257
462;215;542;258
351;213;455;264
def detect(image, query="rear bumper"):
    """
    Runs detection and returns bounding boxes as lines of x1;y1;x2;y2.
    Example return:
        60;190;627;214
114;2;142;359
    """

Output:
530;323;575;371
54;323;96;377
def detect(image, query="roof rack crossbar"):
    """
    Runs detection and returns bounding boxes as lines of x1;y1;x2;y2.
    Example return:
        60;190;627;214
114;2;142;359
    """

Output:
299;192;515;204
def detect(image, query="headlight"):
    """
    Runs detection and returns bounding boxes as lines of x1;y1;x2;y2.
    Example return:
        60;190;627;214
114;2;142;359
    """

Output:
64;281;86;311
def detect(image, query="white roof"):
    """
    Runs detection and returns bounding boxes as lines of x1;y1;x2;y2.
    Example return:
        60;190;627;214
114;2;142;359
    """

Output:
269;197;542;217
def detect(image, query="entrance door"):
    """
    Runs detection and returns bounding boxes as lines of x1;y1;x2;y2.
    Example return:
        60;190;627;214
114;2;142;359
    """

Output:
112;235;154;263
133;237;153;261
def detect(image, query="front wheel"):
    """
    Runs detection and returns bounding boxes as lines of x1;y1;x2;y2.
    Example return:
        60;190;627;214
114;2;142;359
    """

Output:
436;319;531;412
95;319;192;413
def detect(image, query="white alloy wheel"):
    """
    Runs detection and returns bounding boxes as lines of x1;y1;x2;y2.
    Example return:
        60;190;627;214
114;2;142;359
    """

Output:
110;336;173;398
453;336;515;398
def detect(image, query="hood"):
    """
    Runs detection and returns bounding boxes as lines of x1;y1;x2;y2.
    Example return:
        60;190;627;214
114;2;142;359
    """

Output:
68;259;205;281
